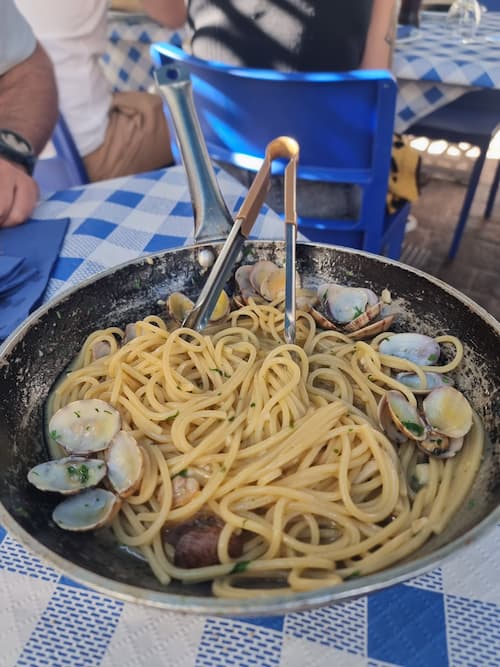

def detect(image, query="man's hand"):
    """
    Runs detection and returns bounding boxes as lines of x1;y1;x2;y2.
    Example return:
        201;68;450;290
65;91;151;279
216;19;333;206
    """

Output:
0;158;39;227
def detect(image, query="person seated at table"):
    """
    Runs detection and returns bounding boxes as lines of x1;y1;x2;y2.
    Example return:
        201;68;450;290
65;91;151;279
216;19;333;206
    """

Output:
0;0;58;228
186;0;396;71
15;0;187;183
184;0;408;220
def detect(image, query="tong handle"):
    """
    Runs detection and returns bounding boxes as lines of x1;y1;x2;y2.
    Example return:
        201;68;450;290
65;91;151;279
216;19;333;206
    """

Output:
154;64;233;242
185;136;299;333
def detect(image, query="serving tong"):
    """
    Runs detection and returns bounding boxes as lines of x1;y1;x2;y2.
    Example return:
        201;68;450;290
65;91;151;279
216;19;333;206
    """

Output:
185;137;299;342
155;64;299;342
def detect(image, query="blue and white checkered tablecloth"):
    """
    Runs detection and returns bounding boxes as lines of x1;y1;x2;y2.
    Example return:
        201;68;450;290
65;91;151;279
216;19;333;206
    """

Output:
1;166;499;666
101;13;184;93
394;11;500;131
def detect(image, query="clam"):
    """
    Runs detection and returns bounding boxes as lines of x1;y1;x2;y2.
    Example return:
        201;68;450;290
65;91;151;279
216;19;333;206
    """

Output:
314;283;385;337
52;488;121;532
249;260;280;293
422;386;473;439
379;333;441;366
347;314;395;341
379;390;427;442
27;457;107;495
48;399;121;455
417;432;465;459
395;371;453;394
123;323;137;344
209;289;231;322
378;405;408;444
167;290;230;324
106;431;144;498
167;292;194;324
259;268;301;302
92;340;111;361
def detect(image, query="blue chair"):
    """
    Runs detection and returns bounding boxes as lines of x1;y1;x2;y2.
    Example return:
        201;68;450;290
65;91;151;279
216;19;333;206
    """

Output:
150;42;410;259
34;114;89;192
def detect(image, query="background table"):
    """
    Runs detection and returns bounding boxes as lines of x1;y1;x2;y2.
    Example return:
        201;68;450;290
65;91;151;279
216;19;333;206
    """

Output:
101;12;184;93
1;167;500;666
393;10;500;132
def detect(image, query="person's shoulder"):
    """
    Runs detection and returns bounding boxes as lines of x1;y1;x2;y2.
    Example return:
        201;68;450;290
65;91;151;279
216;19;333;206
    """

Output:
0;0;36;76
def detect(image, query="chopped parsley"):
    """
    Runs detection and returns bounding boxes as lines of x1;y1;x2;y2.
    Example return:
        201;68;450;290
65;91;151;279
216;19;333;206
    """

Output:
210;368;230;378
174;469;188;478
250;402;256;408
73;411;81;418
167;410;179;421
410;474;424;492
49;430;60;441
290;420;295;429
219;464;227;473
467;499;476;510
402;421;424;438
427;353;438;363
103;409;113;415
133;279;141;289
228;416;235;422
55;311;62;320
231;560;251;574
345;570;361;580
334;448;340;455
352;306;364;319
67;464;90;485
95;407;100;412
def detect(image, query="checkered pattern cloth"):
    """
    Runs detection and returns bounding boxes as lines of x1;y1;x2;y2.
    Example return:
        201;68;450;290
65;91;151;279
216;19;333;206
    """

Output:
1;167;499;666
394;11;500;131
101;14;184;93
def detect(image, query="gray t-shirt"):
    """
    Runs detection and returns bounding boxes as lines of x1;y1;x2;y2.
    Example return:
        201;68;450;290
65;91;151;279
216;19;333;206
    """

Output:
0;0;36;75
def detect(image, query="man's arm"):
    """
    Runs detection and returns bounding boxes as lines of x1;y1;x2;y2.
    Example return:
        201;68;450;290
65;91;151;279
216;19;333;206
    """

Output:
141;0;187;29
360;0;398;70
0;41;58;154
0;42;58;227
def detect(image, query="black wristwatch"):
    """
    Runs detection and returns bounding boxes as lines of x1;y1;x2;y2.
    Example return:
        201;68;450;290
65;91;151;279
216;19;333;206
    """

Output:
0;129;36;176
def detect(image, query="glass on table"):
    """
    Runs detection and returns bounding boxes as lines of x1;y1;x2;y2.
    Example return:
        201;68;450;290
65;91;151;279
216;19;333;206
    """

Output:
446;0;482;42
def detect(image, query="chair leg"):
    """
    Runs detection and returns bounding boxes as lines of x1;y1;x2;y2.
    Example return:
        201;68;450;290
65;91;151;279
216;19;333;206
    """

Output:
448;146;488;261
484;160;500;220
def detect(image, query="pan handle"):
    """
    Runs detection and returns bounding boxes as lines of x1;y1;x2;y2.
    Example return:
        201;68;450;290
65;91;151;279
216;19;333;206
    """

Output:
154;63;233;242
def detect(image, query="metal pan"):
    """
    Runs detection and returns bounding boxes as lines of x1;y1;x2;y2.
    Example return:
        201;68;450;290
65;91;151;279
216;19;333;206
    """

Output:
0;65;499;617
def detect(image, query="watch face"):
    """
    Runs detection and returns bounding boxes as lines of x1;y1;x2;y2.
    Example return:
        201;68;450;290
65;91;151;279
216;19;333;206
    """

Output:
1;130;31;155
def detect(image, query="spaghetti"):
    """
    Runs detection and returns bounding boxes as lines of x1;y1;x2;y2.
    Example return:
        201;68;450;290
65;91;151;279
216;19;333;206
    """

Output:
47;303;483;598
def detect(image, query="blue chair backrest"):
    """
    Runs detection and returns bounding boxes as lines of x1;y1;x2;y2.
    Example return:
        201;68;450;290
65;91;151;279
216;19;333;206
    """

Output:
34;114;88;193
150;42;398;254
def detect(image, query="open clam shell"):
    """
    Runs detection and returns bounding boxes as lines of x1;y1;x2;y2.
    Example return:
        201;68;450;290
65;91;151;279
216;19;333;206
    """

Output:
27;457;107;495
167;292;195;324
379;390;427;442
422;386;473;439
106;431;144;498
249;260;280;293
52;488;121;532
48;399;121;456
379;333;441;366
395;371;453;394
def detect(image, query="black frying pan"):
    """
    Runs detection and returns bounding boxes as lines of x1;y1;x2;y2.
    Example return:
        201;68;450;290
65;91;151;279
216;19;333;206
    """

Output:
0;65;498;616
